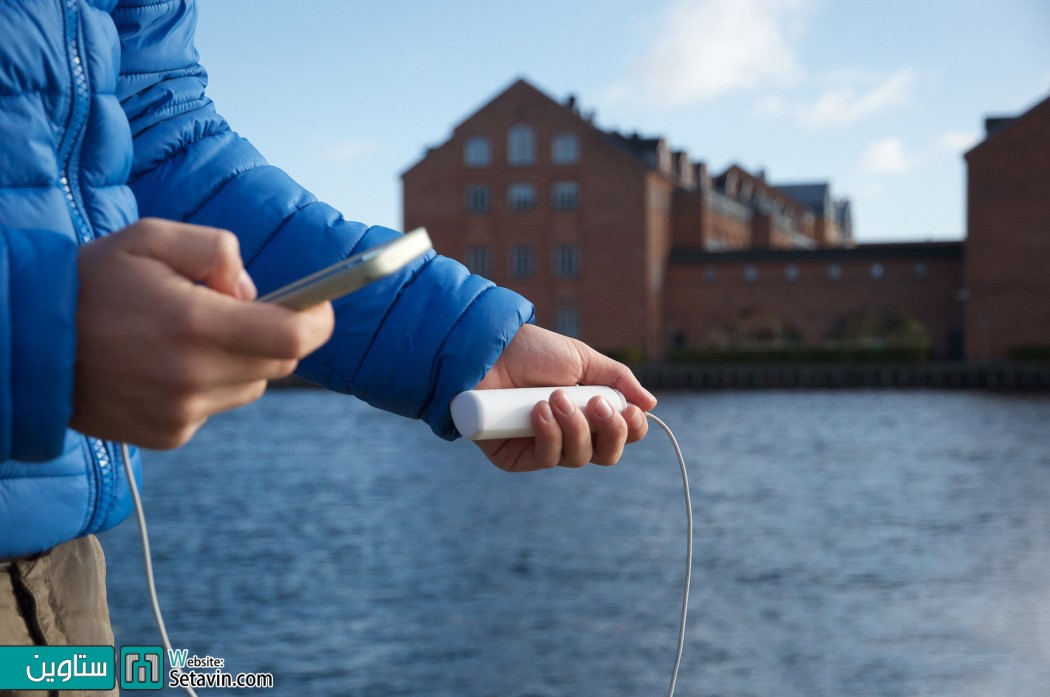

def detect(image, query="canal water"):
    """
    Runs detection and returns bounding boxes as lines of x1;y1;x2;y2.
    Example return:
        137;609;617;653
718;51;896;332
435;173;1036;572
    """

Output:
100;390;1050;696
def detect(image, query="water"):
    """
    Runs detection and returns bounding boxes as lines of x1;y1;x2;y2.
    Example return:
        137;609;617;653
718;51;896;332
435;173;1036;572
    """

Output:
100;390;1050;696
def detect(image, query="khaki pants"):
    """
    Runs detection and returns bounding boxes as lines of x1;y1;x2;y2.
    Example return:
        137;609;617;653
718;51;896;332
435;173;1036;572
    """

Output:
0;536;117;697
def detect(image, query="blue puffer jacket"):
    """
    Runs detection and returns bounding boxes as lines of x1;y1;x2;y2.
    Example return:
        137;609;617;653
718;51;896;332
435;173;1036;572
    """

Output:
0;0;533;559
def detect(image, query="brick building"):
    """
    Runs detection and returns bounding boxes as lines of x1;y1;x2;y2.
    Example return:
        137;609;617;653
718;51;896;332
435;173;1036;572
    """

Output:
402;78;1043;362
964;95;1050;360
666;243;964;360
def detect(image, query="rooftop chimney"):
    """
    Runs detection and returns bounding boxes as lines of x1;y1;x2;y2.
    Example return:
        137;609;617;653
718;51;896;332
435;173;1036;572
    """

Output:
984;116;1018;138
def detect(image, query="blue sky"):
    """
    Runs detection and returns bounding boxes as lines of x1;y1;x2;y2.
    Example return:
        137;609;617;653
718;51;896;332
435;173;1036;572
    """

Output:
195;0;1049;243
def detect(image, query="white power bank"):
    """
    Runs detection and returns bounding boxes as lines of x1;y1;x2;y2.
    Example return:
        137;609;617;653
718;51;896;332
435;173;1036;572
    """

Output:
451;386;628;440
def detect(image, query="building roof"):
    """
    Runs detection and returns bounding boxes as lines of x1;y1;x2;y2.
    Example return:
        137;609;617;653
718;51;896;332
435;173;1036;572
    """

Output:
771;183;830;215
402;77;677;180
966;92;1050;158
984;117;1019;138
403;76;852;229
603;131;668;171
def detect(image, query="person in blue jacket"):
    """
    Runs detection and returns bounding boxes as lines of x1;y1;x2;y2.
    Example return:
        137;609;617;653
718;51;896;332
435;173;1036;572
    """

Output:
0;0;656;660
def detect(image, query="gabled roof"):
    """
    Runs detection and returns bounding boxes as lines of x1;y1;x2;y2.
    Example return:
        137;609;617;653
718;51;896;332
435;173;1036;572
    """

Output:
402;77;674;179
966;92;1050;158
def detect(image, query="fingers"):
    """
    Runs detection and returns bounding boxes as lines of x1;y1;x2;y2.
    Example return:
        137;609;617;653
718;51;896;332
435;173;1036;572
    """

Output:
530;402;562;468
196;296;336;360
73;218;337;451
125;218;256;300
549;390;592;468
570;338;657;412
622;404;649;444
127;217;337;362
528;390;634;469
165;349;301;392
588;395;629;466
141;380;270;450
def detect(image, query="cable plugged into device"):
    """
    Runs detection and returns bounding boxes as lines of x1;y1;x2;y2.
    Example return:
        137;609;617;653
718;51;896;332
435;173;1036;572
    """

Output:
452;386;693;697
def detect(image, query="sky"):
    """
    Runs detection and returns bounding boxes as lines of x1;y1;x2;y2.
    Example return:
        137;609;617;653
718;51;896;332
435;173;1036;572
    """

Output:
194;0;1050;244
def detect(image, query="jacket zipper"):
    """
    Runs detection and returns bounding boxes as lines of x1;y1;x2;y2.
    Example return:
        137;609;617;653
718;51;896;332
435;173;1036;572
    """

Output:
59;0;93;245
58;0;116;532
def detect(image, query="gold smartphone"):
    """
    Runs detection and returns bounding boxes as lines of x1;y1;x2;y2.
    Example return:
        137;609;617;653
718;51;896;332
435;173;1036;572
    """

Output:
258;228;432;310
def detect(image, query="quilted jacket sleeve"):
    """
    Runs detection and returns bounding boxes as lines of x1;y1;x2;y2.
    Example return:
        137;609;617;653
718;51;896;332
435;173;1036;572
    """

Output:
0;228;79;460
112;0;533;440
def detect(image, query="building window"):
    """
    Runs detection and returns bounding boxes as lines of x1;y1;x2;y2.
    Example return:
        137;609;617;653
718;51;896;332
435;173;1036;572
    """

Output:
509;245;534;278
785;264;800;282
465;185;491;213
913;262;928;279
508;183;536;211
552;133;580;164
703;266;717;283
466;246;491;276
552;181;580;211
870;262;885;279
464;136;491;168
827;263;842;281
508;124;535;166
552;244;579;278
744;265;758;283
555;307;580;338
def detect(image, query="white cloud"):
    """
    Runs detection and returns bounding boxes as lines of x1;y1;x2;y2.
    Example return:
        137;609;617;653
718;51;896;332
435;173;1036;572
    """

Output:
318;139;374;163
860;137;913;175
935;130;979;152
610;0;811;106
798;69;915;128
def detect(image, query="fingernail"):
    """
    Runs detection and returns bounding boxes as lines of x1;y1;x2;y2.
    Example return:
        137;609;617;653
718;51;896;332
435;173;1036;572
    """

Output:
553;390;575;416
644;389;657;405
236;270;257;300
594;397;613;419
538;402;556;424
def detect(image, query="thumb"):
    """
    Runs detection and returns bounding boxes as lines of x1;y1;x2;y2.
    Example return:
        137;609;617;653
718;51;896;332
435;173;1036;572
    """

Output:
575;340;658;412
125;219;257;300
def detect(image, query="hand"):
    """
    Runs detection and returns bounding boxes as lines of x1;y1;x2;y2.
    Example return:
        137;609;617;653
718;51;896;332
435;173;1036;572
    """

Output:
70;218;334;449
473;324;657;472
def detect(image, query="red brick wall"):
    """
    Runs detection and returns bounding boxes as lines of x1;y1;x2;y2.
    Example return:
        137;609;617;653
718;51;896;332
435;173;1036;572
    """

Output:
665;247;965;359
751;213;772;248
965;98;1050;360
645;175;675;358
671;188;703;248
403;80;654;358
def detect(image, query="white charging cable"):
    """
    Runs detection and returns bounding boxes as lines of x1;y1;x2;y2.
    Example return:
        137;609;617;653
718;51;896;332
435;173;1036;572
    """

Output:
646;412;693;697
121;442;200;697
120;410;693;697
